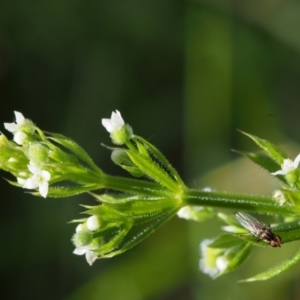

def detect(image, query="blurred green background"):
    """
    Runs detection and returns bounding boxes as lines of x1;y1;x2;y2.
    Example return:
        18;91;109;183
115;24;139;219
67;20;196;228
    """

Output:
1;0;300;299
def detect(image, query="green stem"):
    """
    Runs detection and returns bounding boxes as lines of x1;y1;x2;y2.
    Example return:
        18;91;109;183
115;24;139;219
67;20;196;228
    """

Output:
184;189;298;215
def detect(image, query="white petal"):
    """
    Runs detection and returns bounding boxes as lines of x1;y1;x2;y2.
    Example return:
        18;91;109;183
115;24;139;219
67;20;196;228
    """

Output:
39;181;49;198
85;250;98;266
14;111;25;125
28;164;41;175
101;110;125;133
4;122;18;133
86;215;100;231
111;110;124;128
294;153;300;168
41;170;51;181
23;177;39;189
73;247;87;255
102;118;114;133
271;170;285;176
282;159;294;172
13;131;27;145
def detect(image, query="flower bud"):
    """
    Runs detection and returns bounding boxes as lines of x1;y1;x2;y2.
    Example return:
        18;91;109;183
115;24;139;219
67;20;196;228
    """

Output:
25;142;49;166
86;215;100;231
110;124;133;145
111;149;143;177
72;229;94;248
200;236;252;279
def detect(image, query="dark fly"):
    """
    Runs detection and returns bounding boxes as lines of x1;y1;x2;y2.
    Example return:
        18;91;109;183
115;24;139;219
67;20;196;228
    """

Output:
235;212;282;247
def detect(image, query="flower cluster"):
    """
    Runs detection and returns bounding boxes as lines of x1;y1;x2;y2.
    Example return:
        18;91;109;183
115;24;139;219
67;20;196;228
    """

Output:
1;112;51;197
0;109;186;265
3;110;300;281
0;111;104;198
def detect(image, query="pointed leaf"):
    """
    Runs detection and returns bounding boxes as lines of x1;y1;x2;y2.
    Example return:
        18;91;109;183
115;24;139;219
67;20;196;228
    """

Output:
134;136;185;187
126;150;179;192
240;248;300;282
215;242;252;278
240;131;287;165
48;132;102;173
101;208;177;258
208;234;244;249
30;184;100;198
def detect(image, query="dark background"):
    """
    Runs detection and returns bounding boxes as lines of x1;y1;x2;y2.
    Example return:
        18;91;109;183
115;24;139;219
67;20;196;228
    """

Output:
1;1;300;299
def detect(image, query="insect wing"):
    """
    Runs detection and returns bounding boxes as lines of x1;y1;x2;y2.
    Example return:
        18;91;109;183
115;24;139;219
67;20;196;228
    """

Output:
235;212;266;237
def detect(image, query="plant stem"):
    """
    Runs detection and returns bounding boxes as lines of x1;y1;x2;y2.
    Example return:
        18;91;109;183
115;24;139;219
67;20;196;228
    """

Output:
184;189;298;215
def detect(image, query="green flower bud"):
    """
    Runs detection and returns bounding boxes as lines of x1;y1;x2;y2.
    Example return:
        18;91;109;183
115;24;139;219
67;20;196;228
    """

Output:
72;227;94;248
111;149;143;177
25;142;49;166
110;124;133;145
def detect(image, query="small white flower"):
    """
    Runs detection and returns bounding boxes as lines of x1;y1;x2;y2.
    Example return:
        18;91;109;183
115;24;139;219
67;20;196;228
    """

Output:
215;256;229;272
177;206;191;219
101;110;125;133
86;215;100;231
4;111;27;145
272;154;300;176
73;247;98;266
17;163;51;198
199;239;222;278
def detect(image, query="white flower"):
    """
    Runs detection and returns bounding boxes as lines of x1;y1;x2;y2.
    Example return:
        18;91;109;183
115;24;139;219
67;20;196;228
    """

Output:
101;110;125;133
17;163;51;198
73;246;98;266
215;256;229;272
72;224;98;265
199;239;222;278
4;111;27;145
271;154;300;176
177;206;192;219
86;215;100;231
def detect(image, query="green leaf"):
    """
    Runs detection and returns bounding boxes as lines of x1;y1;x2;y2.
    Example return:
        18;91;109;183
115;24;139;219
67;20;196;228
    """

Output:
200;237;252;279
91;193;179;220
101;208;177;258
240;131;287;165
208;234;245;249
215;242;252;278
217;212;240;226
134;136;186;187
34;184;100;198
126;150;179;193
240;248;300;282
50;162;102;184
96;223;132;256
47;132;102;174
